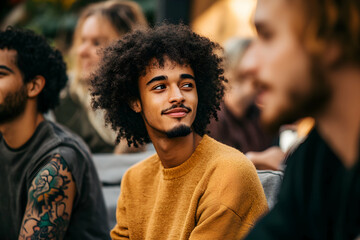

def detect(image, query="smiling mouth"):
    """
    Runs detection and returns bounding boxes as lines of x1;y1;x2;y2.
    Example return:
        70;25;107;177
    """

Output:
161;105;191;118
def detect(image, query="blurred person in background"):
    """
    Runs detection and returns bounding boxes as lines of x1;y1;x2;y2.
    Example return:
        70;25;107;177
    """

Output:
207;38;284;170
0;27;109;240
54;0;148;154
244;0;360;239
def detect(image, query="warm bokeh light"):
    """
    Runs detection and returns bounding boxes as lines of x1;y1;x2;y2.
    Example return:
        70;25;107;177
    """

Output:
192;0;257;45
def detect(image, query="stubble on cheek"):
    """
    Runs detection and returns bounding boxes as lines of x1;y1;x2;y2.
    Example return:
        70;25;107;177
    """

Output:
0;85;27;124
262;59;332;133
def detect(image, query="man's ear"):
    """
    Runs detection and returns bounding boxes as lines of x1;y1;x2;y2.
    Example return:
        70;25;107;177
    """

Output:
129;99;142;113
27;75;45;98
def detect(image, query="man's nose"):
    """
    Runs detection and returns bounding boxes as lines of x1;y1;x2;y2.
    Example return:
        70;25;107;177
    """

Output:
77;42;90;58
240;43;259;78
168;86;185;104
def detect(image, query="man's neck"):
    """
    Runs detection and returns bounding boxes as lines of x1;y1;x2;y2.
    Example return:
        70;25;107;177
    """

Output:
316;66;360;168
150;132;203;168
0;103;44;149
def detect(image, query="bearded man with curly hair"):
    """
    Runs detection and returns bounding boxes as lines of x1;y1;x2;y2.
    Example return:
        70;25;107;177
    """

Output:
91;23;268;240
0;27;109;239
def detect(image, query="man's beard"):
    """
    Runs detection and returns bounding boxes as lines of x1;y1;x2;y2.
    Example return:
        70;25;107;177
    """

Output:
165;124;192;138
264;59;332;133
0;86;27;124
142;103;194;139
143;113;193;139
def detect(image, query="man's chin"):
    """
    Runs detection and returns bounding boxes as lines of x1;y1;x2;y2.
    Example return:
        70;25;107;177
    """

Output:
260;115;281;134
166;124;192;138
260;108;302;134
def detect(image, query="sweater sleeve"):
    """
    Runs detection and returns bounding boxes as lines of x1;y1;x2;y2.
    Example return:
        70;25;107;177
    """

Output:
189;204;253;240
110;174;130;239
190;157;268;240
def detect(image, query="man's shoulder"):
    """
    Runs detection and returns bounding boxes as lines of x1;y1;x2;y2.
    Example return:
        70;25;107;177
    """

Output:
201;135;249;166
30;121;93;177
124;153;160;179
194;135;257;185
46;120;87;144
43;121;91;155
32;122;103;201
32;122;110;238
199;137;266;213
286;128;327;167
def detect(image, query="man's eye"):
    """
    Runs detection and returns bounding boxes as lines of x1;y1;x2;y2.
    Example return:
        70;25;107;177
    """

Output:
259;30;273;41
94;41;101;47
153;84;166;90
182;83;194;89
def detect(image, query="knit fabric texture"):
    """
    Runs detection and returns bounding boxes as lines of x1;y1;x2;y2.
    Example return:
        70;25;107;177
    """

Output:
111;135;268;240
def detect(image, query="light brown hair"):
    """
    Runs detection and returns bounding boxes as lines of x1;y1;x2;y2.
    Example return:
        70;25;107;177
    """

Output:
295;0;360;65
70;0;148;100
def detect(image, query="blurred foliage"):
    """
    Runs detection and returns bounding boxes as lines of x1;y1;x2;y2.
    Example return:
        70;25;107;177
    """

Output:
1;0;156;52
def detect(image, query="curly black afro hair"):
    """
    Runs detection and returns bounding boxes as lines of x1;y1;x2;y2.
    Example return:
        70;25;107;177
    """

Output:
0;27;68;113
91;23;225;147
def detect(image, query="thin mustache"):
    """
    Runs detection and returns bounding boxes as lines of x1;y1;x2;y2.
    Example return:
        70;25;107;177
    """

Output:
161;104;192;115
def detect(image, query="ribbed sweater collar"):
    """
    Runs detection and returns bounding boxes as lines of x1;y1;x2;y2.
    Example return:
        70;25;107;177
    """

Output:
161;135;211;180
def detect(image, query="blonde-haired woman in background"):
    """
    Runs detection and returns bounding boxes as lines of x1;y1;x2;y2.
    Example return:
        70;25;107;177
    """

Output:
55;0;148;153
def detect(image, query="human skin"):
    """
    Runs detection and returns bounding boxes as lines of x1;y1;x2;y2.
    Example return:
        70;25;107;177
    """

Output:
0;49;76;239
76;14;143;154
242;0;360;167
0;50;23;103
0;49;44;148
0;49;27;123
223;48;257;119
131;58;202;168
77;14;120;79
241;0;314;133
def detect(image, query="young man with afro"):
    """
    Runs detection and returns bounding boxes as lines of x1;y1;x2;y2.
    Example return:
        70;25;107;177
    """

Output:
91;23;268;240
0;27;110;239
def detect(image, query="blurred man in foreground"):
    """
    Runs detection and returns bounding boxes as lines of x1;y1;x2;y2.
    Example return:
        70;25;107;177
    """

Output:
0;27;109;239
244;0;360;239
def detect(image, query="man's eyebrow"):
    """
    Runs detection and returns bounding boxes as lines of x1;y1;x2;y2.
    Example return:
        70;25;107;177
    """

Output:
0;65;14;73
146;75;167;85
180;74;195;80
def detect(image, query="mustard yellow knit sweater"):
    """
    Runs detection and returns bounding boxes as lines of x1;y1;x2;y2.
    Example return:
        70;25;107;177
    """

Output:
111;135;268;240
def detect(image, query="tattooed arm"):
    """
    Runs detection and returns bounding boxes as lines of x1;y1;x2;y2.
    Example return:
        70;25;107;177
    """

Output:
18;154;76;240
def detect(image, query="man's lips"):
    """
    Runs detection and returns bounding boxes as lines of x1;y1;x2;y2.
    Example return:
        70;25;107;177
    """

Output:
161;105;191;118
255;80;271;107
163;108;189;117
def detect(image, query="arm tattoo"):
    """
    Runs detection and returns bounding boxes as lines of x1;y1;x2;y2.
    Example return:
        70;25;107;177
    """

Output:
19;154;75;240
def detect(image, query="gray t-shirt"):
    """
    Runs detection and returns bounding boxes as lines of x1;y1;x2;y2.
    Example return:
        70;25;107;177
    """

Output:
0;120;110;239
